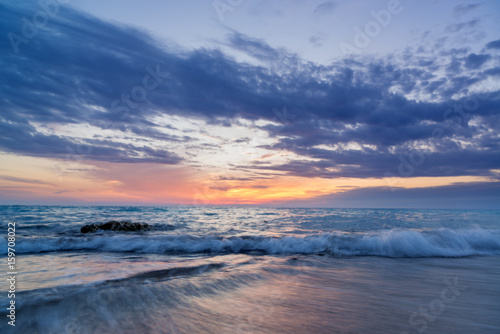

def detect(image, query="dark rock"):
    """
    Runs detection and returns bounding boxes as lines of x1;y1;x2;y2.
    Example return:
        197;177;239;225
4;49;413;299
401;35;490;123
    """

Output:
80;223;99;233
80;221;153;233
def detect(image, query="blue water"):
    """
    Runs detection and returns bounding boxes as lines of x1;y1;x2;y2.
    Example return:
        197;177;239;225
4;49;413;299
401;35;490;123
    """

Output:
1;206;499;333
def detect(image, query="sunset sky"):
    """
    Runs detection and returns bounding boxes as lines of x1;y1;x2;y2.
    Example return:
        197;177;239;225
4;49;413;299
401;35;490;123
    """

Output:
1;0;499;208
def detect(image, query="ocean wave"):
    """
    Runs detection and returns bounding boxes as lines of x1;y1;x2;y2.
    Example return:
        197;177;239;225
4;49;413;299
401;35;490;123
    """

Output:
0;262;260;334
111;262;225;284
2;228;500;257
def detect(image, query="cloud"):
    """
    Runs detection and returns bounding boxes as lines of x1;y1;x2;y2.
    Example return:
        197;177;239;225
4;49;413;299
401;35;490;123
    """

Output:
0;175;55;186
444;19;479;33
226;31;303;73
453;3;481;17
309;33;326;48
313;2;336;16
272;182;500;209
485;39;500;50
250;147;500;179
0;115;182;164
464;53;491;69
1;1;499;184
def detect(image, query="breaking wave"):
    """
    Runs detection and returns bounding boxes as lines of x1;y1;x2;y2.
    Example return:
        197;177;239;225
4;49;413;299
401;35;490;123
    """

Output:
2;228;500;258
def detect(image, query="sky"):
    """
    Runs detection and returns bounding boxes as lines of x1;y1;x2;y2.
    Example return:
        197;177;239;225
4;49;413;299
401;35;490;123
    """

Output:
0;0;499;208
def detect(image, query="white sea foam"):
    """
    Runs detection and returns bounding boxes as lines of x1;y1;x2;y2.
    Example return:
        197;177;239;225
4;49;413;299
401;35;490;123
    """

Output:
2;228;500;257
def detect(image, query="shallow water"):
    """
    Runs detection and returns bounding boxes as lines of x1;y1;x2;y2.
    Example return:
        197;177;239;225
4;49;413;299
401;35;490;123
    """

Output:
0;206;499;333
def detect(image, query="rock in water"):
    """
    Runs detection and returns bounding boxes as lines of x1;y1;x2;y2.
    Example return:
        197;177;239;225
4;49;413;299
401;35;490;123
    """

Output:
80;223;99;233
80;221;153;233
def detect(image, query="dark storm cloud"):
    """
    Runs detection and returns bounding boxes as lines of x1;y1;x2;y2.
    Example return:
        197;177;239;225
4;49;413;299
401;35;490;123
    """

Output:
1;1;499;179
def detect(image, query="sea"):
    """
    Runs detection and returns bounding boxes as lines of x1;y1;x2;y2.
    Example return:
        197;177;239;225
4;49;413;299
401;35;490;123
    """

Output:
0;206;499;334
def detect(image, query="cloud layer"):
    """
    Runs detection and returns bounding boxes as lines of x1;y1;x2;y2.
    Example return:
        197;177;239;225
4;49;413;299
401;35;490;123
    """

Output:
1;1;499;185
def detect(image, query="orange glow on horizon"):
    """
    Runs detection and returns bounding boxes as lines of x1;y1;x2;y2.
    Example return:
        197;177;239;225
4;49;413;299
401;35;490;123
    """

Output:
0;154;495;205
